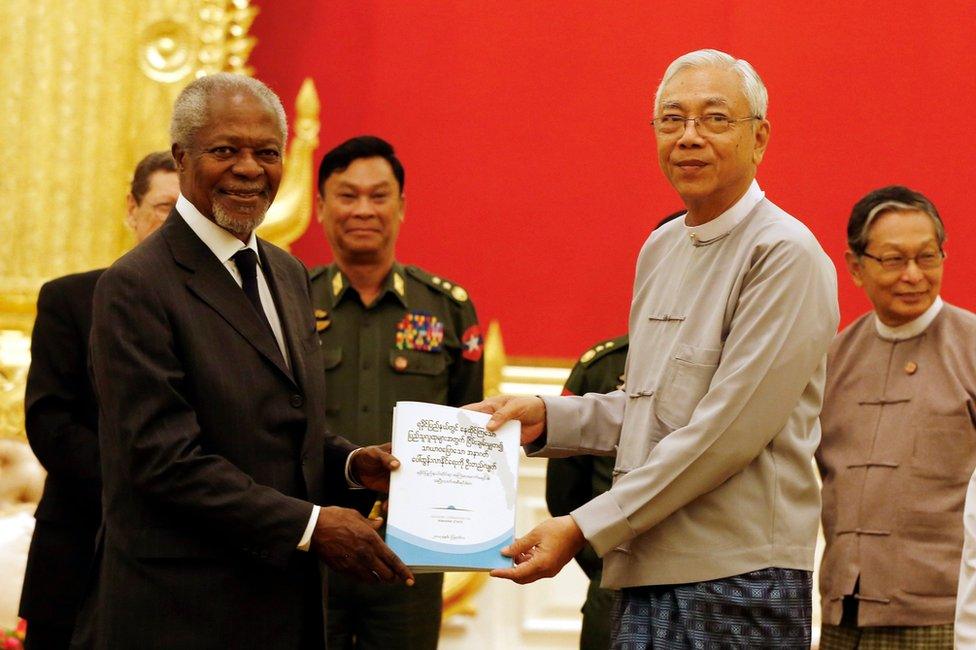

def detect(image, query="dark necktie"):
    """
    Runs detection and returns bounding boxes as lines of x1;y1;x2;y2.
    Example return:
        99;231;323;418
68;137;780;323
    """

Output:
232;248;276;336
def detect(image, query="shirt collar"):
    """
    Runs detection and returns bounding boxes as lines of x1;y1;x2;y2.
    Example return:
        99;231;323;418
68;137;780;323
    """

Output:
875;296;944;341
683;179;765;246
176;194;259;264
330;261;409;308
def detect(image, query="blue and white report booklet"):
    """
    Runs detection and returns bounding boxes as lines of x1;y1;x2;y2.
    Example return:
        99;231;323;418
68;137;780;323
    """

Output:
387;401;521;572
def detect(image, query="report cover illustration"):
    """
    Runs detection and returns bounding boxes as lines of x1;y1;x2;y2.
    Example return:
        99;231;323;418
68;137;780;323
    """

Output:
387;401;521;572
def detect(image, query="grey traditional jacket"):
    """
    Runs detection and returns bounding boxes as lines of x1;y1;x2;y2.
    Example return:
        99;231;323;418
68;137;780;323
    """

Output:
534;186;839;589
818;303;976;627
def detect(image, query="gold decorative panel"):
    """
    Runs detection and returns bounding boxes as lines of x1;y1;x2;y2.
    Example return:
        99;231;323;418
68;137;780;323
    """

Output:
0;0;300;442
257;78;320;249
0;0;260;333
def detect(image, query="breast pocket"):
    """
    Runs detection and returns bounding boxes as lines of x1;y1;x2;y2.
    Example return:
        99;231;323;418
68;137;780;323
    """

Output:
655;343;722;430
389;349;449;404
910;413;976;483
322;347;342;415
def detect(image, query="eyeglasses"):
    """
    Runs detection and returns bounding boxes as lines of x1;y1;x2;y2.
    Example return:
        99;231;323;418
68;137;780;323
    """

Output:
650;114;760;135
859;250;945;272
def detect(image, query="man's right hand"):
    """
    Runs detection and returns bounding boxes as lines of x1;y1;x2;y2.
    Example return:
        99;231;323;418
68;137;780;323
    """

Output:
464;395;547;444
311;506;415;586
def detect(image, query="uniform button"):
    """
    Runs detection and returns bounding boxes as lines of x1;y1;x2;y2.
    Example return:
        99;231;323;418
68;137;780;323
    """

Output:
290;394;304;408
904;361;918;375
393;355;408;372
361;405;369;413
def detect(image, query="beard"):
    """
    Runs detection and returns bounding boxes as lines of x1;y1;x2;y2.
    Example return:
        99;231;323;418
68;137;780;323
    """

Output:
211;194;269;236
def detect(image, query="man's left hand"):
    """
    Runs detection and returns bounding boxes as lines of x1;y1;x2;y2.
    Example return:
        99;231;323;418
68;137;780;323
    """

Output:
350;443;400;492
489;515;586;584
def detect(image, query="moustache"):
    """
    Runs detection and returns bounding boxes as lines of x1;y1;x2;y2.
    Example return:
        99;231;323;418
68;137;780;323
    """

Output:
220;187;268;195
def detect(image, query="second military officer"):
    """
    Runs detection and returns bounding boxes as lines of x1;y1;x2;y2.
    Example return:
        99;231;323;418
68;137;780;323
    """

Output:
546;335;627;650
311;135;484;650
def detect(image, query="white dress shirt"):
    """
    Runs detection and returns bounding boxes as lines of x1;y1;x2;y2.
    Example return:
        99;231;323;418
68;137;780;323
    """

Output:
176;195;290;365
176;195;321;551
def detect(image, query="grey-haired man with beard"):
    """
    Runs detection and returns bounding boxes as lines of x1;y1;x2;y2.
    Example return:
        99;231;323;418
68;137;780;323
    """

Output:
79;73;413;649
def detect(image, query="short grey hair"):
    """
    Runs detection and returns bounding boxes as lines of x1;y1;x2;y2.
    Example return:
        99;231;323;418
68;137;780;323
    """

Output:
847;185;946;256
170;73;288;149
654;49;768;119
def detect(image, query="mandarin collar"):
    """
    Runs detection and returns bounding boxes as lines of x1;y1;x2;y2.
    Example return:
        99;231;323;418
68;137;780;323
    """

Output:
330;261;409;308
683;180;765;246
176;194;259;264
874;296;944;341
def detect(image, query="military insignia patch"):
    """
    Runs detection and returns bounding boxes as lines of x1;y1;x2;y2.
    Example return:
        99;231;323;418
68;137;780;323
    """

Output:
461;324;483;362
395;311;444;351
314;309;331;332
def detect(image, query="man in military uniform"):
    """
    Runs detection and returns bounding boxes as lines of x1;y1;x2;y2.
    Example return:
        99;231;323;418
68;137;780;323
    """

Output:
310;135;483;650
546;335;627;650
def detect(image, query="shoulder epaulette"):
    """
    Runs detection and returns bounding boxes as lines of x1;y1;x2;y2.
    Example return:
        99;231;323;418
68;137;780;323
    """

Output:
578;335;629;366
308;265;329;282
405;265;470;304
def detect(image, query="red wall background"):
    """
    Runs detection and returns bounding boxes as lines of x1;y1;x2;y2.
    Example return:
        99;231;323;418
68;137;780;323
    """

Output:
249;1;976;358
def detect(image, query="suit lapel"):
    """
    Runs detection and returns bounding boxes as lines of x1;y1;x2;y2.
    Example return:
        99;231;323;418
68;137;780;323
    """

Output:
260;241;309;393
163;213;296;386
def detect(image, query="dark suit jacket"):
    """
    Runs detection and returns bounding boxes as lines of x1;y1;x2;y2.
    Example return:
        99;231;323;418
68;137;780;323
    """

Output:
19;270;103;627
81;211;356;649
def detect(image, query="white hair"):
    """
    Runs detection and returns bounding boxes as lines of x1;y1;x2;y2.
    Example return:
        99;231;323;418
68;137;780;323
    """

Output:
170;73;288;149
654;49;768;119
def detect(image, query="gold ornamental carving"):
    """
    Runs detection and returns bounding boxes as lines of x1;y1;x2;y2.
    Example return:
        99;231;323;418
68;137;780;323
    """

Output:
257;78;321;249
0;0;265;334
0;0;318;442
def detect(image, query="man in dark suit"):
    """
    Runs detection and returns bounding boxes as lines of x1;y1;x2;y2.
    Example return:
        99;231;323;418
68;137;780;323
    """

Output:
81;73;413;649
19;151;178;650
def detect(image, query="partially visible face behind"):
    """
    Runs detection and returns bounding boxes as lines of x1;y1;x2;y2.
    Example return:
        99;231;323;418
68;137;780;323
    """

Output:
173;90;283;239
655;65;769;223
845;209;944;327
317;157;404;264
125;170;179;242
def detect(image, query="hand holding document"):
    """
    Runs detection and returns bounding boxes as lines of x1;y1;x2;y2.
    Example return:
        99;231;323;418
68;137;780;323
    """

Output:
489;515;585;584
387;402;521;572
349;442;400;493
464;395;547;443
464;394;587;585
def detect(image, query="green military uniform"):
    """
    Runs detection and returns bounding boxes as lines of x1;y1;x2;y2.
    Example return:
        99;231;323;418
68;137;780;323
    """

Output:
310;261;484;650
545;335;627;650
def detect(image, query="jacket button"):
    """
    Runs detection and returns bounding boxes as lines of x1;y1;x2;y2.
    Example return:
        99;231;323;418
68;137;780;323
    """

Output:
290;394;304;408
